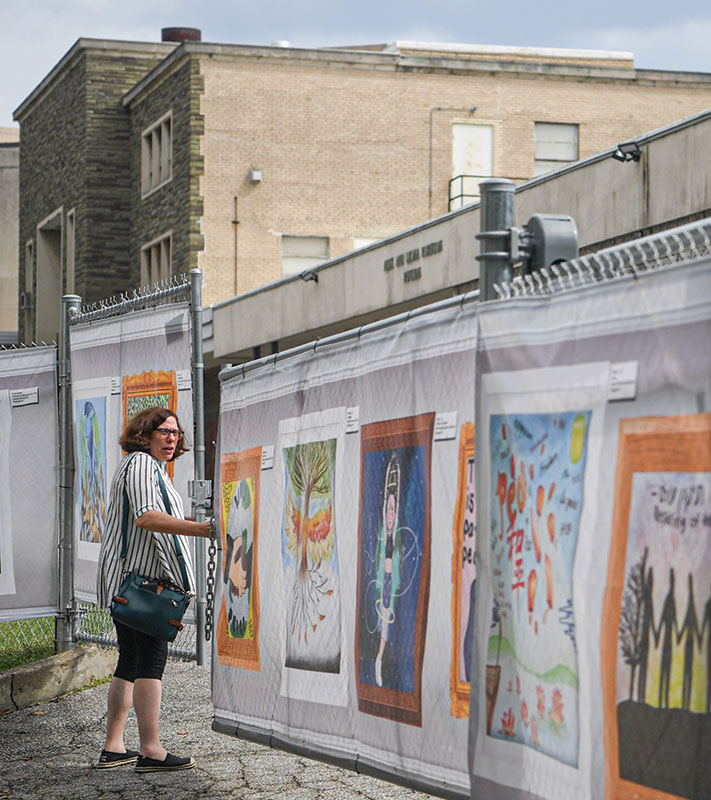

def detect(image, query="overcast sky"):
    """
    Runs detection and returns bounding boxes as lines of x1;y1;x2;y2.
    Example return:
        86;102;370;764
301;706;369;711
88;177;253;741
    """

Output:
1;0;709;128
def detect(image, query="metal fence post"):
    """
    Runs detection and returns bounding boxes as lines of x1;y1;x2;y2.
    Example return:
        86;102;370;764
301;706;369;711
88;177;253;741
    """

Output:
477;178;515;300
57;293;82;652
190;270;209;665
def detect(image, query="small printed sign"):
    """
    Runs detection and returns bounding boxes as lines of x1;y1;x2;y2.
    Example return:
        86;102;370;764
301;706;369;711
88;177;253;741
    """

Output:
434;411;458;441
346;406;360;434
10;387;39;407
261;445;275;471
608;361;638;401
111;377;122;395
176;370;192;391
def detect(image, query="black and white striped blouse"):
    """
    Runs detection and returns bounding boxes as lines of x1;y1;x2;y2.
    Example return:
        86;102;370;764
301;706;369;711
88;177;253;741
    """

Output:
97;451;196;608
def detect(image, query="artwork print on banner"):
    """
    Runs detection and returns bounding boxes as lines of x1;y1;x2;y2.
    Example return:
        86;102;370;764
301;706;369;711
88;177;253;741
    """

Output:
487;410;590;767
281;438;341;672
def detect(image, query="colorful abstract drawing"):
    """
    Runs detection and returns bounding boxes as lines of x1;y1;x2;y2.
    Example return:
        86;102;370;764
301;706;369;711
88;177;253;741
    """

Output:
603;414;711;800
281;437;341;672
217;447;261;670
486;411;591;767
450;422;476;718
356;412;435;726
122;370;177;478
75;397;107;544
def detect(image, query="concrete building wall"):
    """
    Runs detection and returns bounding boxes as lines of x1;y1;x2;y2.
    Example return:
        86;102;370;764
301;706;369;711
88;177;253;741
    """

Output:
0;137;19;342
195;46;711;308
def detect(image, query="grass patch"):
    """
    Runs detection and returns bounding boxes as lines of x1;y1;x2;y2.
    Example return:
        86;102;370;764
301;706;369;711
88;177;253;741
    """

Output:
0;617;55;671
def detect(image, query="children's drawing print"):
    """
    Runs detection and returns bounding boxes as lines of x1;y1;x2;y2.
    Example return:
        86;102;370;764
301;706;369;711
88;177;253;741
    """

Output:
603;414;711;800
356;412;435;726
122;370;178;478
450;421;476;718
217;447;261;671
281;437;341;672
75;397;107;544
486;411;590;767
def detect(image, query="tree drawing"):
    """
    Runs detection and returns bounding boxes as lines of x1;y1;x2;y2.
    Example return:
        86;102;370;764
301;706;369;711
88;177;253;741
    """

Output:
284;440;336;644
619;549;648;700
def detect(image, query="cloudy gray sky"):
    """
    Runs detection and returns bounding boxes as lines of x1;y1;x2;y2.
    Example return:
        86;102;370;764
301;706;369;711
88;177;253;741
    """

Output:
1;0;709;128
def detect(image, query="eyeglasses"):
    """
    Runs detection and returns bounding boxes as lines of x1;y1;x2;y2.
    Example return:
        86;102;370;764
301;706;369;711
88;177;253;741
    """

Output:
155;427;184;438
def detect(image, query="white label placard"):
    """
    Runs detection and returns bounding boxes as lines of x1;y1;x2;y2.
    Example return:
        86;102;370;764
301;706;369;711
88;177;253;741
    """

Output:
346;406;360;434
608;361;638;401
261;445;275;471
434;411;458;441
176;370;192;391
10;387;39;407
111;377;121;395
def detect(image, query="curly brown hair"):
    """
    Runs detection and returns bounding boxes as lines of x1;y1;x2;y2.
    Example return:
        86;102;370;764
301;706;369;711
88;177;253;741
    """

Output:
120;406;189;460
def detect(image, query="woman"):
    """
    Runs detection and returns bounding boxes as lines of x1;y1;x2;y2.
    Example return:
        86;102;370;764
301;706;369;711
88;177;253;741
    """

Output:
96;407;211;772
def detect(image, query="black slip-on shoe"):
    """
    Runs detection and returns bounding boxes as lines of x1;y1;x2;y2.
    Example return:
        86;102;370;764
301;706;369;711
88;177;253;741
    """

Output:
96;748;140;768
135;752;195;772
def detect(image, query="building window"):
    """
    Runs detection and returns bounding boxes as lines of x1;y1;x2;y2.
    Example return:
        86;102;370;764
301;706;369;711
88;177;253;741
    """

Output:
66;209;75;294
534;122;579;176
22;239;34;341
141;112;172;196
141;232;172;287
281;235;329;276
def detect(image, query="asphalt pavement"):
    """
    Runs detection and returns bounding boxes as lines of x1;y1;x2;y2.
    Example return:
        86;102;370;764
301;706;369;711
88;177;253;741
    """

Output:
0;656;437;800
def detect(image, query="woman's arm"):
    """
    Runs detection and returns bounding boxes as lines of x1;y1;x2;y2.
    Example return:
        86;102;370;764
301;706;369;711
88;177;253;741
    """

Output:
136;511;211;538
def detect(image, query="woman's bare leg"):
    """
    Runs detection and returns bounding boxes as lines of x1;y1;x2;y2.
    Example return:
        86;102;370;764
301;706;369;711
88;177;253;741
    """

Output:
133;678;167;760
104;676;134;752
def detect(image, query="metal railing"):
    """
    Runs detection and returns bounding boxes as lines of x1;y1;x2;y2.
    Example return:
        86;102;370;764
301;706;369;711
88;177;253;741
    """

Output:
448;173;528;211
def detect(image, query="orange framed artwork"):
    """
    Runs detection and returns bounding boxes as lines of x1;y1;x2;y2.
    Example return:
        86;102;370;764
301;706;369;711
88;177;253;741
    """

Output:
601;414;711;800
122;370;178;478
450;421;475;718
216;447;261;671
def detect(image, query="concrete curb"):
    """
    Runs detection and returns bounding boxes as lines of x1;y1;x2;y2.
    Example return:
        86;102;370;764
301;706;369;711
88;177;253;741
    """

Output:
0;643;116;713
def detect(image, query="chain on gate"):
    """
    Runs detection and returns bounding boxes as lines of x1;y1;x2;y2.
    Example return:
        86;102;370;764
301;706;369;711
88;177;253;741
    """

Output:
205;517;218;641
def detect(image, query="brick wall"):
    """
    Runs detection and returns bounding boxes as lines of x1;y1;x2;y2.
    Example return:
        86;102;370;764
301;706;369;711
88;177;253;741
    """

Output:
198;53;711;305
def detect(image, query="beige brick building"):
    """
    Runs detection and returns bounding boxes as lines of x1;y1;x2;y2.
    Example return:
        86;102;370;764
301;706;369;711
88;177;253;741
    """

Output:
14;34;711;337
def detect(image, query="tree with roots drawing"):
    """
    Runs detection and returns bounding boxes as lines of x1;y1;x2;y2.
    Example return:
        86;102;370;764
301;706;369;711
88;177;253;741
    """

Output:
283;439;337;647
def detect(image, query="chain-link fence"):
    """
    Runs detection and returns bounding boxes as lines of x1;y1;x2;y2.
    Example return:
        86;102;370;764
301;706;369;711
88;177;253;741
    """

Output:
0;274;210;669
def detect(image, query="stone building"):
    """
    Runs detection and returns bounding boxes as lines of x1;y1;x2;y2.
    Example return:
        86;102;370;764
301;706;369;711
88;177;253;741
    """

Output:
0;127;19;344
14;31;711;342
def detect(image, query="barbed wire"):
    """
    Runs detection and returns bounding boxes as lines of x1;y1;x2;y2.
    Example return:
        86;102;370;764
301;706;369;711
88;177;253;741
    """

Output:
493;217;711;299
71;274;191;325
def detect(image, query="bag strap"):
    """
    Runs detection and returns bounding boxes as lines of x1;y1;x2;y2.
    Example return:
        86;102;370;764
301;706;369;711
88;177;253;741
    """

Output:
120;454;190;592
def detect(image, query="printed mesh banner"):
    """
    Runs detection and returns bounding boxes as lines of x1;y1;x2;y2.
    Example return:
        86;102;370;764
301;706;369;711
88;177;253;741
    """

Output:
0;347;59;619
70;304;194;605
214;303;479;795
470;258;711;800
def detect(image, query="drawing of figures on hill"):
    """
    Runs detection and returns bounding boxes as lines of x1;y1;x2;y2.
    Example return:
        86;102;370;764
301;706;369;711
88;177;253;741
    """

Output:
217;447;261;671
604;414;711;800
356;413;434;726
486;411;591;767
281;437;341;673
75;398;107;543
616;471;711;797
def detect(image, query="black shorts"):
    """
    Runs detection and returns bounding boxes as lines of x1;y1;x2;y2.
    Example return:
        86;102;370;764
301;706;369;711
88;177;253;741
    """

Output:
113;620;168;681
